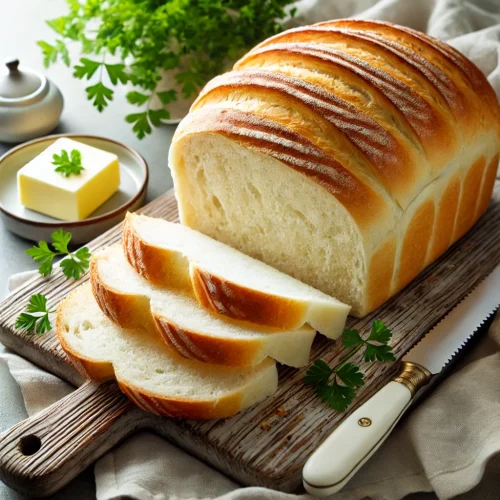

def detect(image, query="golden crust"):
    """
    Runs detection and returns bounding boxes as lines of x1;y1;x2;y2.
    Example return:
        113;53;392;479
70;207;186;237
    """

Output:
122;215;192;290
194;69;414;209
190;266;307;330
117;381;243;420
90;252;268;366
172;20;500;316
395;199;436;292
365;238;396;314
454;157;487;240
154;316;263;367
175;107;387;230
476;154;499;218
125;215;311;330
56;286;276;420
427;175;461;264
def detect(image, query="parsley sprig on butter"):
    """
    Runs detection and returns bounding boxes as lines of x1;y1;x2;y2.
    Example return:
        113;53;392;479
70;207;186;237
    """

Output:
305;320;395;412
52;149;85;177
26;229;91;279
15;294;55;335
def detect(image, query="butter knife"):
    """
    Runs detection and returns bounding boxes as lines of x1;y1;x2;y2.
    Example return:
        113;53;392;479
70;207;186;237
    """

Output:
303;266;500;497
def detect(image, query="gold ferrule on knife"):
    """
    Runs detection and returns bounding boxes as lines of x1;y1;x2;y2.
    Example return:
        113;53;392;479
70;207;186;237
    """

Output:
392;361;432;396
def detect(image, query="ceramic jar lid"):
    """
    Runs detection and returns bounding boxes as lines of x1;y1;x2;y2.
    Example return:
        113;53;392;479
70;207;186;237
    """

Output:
0;59;63;143
0;59;49;107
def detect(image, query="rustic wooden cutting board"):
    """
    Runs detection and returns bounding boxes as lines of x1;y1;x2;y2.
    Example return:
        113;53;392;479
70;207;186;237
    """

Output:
0;182;498;498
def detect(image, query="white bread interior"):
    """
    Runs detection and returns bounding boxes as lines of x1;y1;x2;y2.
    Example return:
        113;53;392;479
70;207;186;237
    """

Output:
125;212;350;337
56;282;278;419
91;244;316;367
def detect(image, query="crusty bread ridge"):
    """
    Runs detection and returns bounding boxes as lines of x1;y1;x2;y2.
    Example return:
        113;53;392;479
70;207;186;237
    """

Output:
169;19;500;316
122;212;350;337
90;244;316;367
56;283;278;419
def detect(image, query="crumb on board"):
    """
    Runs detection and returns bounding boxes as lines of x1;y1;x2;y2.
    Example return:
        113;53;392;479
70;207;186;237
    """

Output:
260;421;271;431
276;407;287;417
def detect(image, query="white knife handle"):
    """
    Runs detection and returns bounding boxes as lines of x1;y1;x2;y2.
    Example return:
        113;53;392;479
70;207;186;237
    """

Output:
303;362;431;497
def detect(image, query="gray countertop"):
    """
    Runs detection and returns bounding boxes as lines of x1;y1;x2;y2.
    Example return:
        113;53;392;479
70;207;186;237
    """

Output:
0;1;175;498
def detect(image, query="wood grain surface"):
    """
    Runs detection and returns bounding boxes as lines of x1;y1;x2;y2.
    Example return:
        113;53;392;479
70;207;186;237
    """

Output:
0;182;498;497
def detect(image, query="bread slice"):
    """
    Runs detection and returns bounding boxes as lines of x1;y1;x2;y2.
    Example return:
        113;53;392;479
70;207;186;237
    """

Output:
56;283;278;419
90;244;316;367
123;213;350;338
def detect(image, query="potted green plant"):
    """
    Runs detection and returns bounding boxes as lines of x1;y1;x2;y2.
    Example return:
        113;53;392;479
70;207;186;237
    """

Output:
39;0;297;138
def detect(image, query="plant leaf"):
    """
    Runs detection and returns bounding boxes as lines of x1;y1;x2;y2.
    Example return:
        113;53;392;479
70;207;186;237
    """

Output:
52;149;84;177
156;90;177;106
304;360;332;386
126;91;150;106
317;380;356;413
364;343;396;363
26;240;56;277
16;294;53;334
367;320;392;344
342;328;363;348
148;108;169;126
105;63;128;85
336;363;365;389
26;293;48;314
73;57;101;80
86;82;113;112
37;41;58;68
60;257;88;280
126;112;152;139
51;228;72;254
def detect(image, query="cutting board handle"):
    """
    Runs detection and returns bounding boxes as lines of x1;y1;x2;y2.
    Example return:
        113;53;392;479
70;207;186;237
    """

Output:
0;380;145;498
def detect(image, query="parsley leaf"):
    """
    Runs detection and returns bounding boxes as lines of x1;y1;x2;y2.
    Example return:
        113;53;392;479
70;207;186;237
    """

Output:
148;109;170;126
26;241;57;277
126;112;152;139
305;320;395;412
318;381;356;413
342;328;363;348
74;58;101;80
51;228;72;253
367;319;393;344
364;344;396;363
37;41;58;67
60;247;91;279
105;63;128;85
304;360;332;386
336;363;365;389
86;82;113;111
126;91;150;106
26;229;91;280
157;90;177;106
52;149;85;177
41;0;295;138
16;294;54;334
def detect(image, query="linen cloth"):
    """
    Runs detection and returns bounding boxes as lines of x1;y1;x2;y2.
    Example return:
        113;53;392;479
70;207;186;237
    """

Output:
2;0;500;498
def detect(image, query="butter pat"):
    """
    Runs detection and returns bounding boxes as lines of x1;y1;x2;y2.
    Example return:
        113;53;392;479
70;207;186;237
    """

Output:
18;138;120;221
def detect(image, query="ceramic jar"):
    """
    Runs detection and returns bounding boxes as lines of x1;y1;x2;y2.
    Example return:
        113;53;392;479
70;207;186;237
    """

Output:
0;59;63;143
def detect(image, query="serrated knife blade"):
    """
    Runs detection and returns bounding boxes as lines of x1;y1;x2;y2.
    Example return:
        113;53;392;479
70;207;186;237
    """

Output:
403;266;500;373
303;266;500;498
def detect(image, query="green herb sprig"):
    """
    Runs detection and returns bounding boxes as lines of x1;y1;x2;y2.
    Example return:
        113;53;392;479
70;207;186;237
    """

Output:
26;229;91;280
52;149;85;177
305;320;396;412
38;0;297;139
15;294;55;335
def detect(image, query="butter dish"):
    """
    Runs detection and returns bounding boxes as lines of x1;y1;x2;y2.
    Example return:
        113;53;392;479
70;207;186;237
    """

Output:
0;134;148;244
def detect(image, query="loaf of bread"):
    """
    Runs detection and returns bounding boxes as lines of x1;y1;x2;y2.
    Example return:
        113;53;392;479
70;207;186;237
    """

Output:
123;213;350;337
90;244;316;367
56;283;278;419
169;19;500;316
